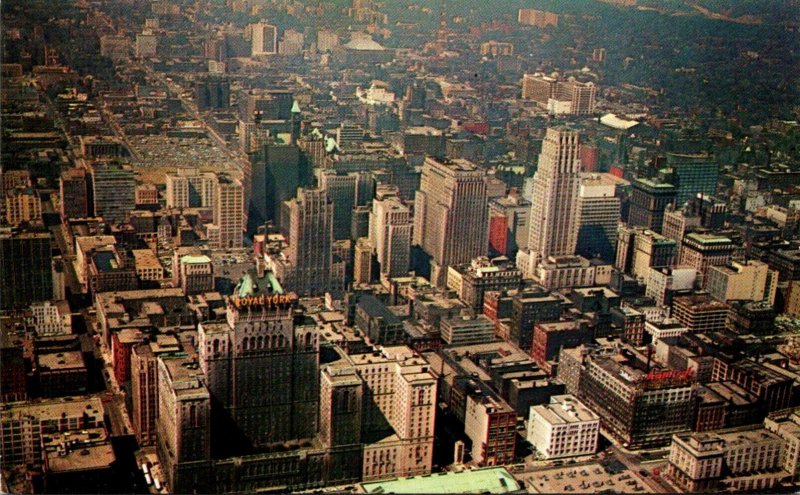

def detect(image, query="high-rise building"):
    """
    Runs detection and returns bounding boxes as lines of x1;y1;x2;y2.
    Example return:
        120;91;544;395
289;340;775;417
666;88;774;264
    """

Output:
661;204;701;259
563;345;697;449
488;193;530;257
319;365;363;449
576;174;621;263
414;157;488;287
446;257;522;312
353;237;373;285
615;226;677;280
558;80;597;116
208;174;244;249
251;21;277;55
666;153;720;206
4;186;41;226
521;73;557;106
319;171;357;241
279;29;304;56
60;168;93;221
131;335;182;446
92;162;135;225
165;169;217;209
198;287;319;450
0;229;52;310
706;260;778;305
509;287;563;351
369;188;412;279
518;128;581;279
349;346;436;480
628;178;678;233
679;233;736;286
250;141;300;228
283;188;333;295
156;355;211;493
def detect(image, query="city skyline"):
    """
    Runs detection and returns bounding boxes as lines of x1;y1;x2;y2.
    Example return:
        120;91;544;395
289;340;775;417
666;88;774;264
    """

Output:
1;0;800;494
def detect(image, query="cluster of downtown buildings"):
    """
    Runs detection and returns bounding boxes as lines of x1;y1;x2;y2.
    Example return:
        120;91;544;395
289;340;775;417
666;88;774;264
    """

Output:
2;0;800;494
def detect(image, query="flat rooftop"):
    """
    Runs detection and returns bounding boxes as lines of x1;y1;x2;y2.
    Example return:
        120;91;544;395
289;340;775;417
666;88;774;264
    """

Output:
359;466;519;494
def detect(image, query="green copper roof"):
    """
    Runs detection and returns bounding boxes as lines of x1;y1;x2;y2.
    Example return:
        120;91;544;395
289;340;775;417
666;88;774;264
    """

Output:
360;467;519;494
236;273;254;299
291;100;301;114
266;271;284;294
234;271;285;299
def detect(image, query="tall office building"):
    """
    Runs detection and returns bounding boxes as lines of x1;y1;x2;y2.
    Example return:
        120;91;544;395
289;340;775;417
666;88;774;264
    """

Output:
518;127;581;279
488;193;531;257
615;226;677;280
661;204;701;259
131;335;182;447
679;233;736;286
369;188;412;279
414;157;488;287
198;289;319;449
319;171;357;241
666;153;720;206
628;178;677;233
165;169;217;209
353;237;373;285
284;188;334;295
156;355;211;492
249;141;301;228
60;168;91;220
251;21;277;55
706;260;778;305
0;229;52;310
576;174;621;263
92;162;135;225
208;174;244;249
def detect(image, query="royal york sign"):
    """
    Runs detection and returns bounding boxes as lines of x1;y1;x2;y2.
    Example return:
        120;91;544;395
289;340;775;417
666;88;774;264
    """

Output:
231;294;293;309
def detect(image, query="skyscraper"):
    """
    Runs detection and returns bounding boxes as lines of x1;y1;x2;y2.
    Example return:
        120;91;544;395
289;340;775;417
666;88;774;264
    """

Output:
628;178;677;233
414;157;488;287
318;170;357;241
92;162;135;225
165;169;217;209
369;187;412;279
0;229;52;310
208;174;244;249
251;21;277;55
284;188;334;295
198;287;319;449
249;140;301;228
576;174;621;263
666;152;720;206
518;127;581;279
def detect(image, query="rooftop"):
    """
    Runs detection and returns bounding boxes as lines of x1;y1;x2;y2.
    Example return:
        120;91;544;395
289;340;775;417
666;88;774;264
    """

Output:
532;395;599;424
359;466;519;494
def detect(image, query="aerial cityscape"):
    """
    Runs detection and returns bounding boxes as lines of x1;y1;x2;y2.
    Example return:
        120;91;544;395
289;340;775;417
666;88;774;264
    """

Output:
1;0;800;493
